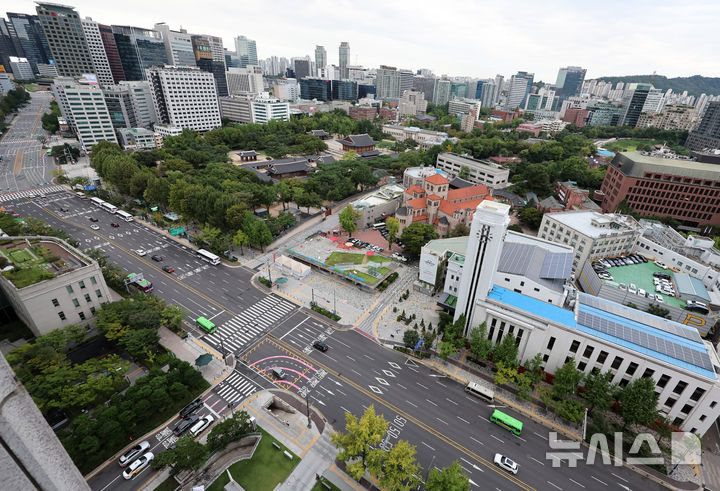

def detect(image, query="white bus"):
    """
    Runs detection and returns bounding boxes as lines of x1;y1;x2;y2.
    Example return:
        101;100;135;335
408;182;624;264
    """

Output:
90;197;104;207
115;210;133;222
465;382;494;402
197;249;221;265
101;202;118;214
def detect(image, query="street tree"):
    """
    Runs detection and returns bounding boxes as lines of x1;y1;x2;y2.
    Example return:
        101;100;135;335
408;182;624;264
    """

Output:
552;358;583;400
492;333;518;367
438;341;457;360
152;437;208;475
252;220;273;252
400;223;439;257
403;329;420;349
469;323;492;362
367;439;422;491
385;217;399;248
331;405;389;481
493;362;517;386
161;305;186;332
458;166;471;180
524;353;545;386
620;377;659;431
207;410;252;452
582;370;617;414
232;229;249;255
339;206;360;237
426;461;471;491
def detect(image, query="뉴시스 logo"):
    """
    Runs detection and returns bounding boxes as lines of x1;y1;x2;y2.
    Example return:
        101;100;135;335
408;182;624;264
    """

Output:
545;431;701;467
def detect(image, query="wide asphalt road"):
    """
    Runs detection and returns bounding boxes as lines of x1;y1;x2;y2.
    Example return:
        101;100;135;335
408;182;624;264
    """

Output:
10;190;668;490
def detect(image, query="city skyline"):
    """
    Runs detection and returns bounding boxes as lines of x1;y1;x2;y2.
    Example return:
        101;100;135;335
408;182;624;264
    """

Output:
12;0;720;82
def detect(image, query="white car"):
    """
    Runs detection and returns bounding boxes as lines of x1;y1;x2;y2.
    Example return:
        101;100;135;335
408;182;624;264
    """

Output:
656;295;664;303
655;260;667;269
638;289;646;297
134;249;146;256
628;284;637;294
90;224;99;230
190;415;215;437
494;453;519;475
122;451;154;480
118;441;150;467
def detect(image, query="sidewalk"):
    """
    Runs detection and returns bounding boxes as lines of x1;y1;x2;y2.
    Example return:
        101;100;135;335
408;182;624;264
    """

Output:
158;326;229;384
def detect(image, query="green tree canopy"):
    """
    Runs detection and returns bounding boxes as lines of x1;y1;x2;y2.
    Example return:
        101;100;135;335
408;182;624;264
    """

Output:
400;223;439;257
551;358;583;400
331;405;389;481
426;461;470;491
620;377;659;430
339;205;360;237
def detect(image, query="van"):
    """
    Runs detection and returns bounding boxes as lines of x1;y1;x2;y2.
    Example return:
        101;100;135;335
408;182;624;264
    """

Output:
685;301;709;315
190;415;214;437
271;367;285;380
76;192;87;199
465;382;494;402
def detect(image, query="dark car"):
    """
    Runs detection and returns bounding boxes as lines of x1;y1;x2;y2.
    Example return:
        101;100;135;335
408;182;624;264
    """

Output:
179;399;204;418
59;207;69;212
111;222;120;228
89;217;99;222
313;340;328;352
174;414;199;436
151;255;163;262
163;265;175;273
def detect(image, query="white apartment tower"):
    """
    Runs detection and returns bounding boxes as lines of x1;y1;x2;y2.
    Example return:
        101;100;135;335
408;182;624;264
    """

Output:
146;65;221;132
52;75;117;150
234;35;258;67
80;18;114;86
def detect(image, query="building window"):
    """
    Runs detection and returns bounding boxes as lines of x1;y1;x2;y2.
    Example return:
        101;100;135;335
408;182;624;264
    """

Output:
626;362;638;376
79;280;86;289
657;374;671;388
665;397;677;408
690;388;706;402
96;289;103;298
673;381;688;395
672;417;684;426
79;312;86;321
642;368;655;379
597;351;609;364
582;346;594;359
700;415;706;422
90;276;97;285
84;293;91;303
619;379;629;388
72;298;80;308
58;311;66;321
680;404;692;414
51;298;59;307
542;354;549;362
90;306;96;314
569;340;580;353
547;337;556;350
610;356;623;370
578;361;587;371
66;285;74;294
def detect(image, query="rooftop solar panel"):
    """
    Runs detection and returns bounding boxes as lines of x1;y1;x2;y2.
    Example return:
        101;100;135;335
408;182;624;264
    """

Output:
577;310;713;371
540;252;573;279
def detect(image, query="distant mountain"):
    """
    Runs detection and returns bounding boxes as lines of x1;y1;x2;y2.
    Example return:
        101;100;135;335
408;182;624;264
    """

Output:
595;75;720;97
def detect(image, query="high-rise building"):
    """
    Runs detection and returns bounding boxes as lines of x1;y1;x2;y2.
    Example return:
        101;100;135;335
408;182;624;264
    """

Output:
293;58;311;80
398;90;428;116
505;71;534;109
192;35;227;96
6;13;51;73
111;26;168;81
234;35;258;67
271;78;300;101
0;73;15;93
618;83;651;127
147;65;221;132
555;66;586;101
191;34;225;65
338;42;350;79
98;24;125;83
375;65;401;99
8;56;34;80
80;18;114;86
300;77;332;101
641;87;666;114
399;69;414;95
117;80;157;128
154;23;195;67
413;76;436;103
433;78;451;105
332;80;358;101
0;19;19;72
102;84;136;128
52;75;118;150
224;49;240;68
252;92;290;123
314;45;327;75
686;101;720;151
35;3;95;78
226;66;264;95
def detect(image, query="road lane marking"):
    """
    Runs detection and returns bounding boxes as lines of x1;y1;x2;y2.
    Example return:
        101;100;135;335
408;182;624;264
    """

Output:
421;441;436;451
611;473;628;483
436;417;449;425
530;457;544;466
279;317;309;340
533;431;548;440
445;397;458;405
490;435;504;443
340;406;351;414
346;355;356;361
470;436;485;446
425;398;438;407
457;416;470;424
405;400;418;408
568;479;585;488
416;382;429;389
396;383;407;389
546;481;562;490
363;354;374;360
351;369;361;376
590;476;607;486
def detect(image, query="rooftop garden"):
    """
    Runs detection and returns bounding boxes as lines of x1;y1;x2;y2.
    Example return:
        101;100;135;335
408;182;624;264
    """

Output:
0;241;72;288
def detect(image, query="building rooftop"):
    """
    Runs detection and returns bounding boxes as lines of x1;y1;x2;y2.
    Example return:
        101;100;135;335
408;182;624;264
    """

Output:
545;211;640;238
447;185;489;201
449;177;474;189
351;184;404;209
611;152;720;181
338;134;376;148
674;273;711;302
425;173;450;185
439;152;506;170
0;237;90;289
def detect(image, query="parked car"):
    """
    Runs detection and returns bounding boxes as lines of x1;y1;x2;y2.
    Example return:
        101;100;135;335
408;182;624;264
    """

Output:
59;207;68;212
90;224;99;230
174;414;200;436
628;284;637;294
494;453;519;475
111;222;120;228
89;217;99;222
119;441;150;467
122;452;154;480
134;249;146;256
179;399;204;418
313;340;328;352
163;265;175;273
151;255;163;262
190;415;215;437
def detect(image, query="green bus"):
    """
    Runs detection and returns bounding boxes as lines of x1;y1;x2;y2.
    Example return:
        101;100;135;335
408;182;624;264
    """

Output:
196;317;216;334
490;409;523;435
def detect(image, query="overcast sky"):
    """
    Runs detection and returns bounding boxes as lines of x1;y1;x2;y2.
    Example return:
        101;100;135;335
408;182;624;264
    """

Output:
17;0;720;82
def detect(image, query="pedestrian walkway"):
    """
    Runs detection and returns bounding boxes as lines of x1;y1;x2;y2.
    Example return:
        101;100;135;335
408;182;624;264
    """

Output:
203;295;297;353
0;185;66;201
158;326;229;384
213;371;259;406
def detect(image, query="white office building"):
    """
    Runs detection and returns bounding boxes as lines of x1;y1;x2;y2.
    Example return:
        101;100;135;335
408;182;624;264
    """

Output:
451;200;720;436
435;152;510;189
252;92;290;123
227;66;264;95
0;73;15;93
538;211;642;271
8;56;34;80
146;65;221;132
80;18;114;85
116;81;158;128
154;23;196;67
52;75;117;150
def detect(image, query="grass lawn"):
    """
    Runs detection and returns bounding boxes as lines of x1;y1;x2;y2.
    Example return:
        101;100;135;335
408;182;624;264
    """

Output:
207;427;299;491
3;267;55;288
152;477;179;491
347;269;379;284
312;476;341;490
9;249;33;262
601;138;690;156
326;251;365;266
367;255;389;264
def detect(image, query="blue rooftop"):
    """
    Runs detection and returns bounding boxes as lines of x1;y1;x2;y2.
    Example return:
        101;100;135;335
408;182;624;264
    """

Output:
488;286;576;327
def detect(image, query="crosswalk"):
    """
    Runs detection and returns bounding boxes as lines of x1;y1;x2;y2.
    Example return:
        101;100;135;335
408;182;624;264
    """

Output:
0;186;66;202
203;295;296;354
214;371;259;405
